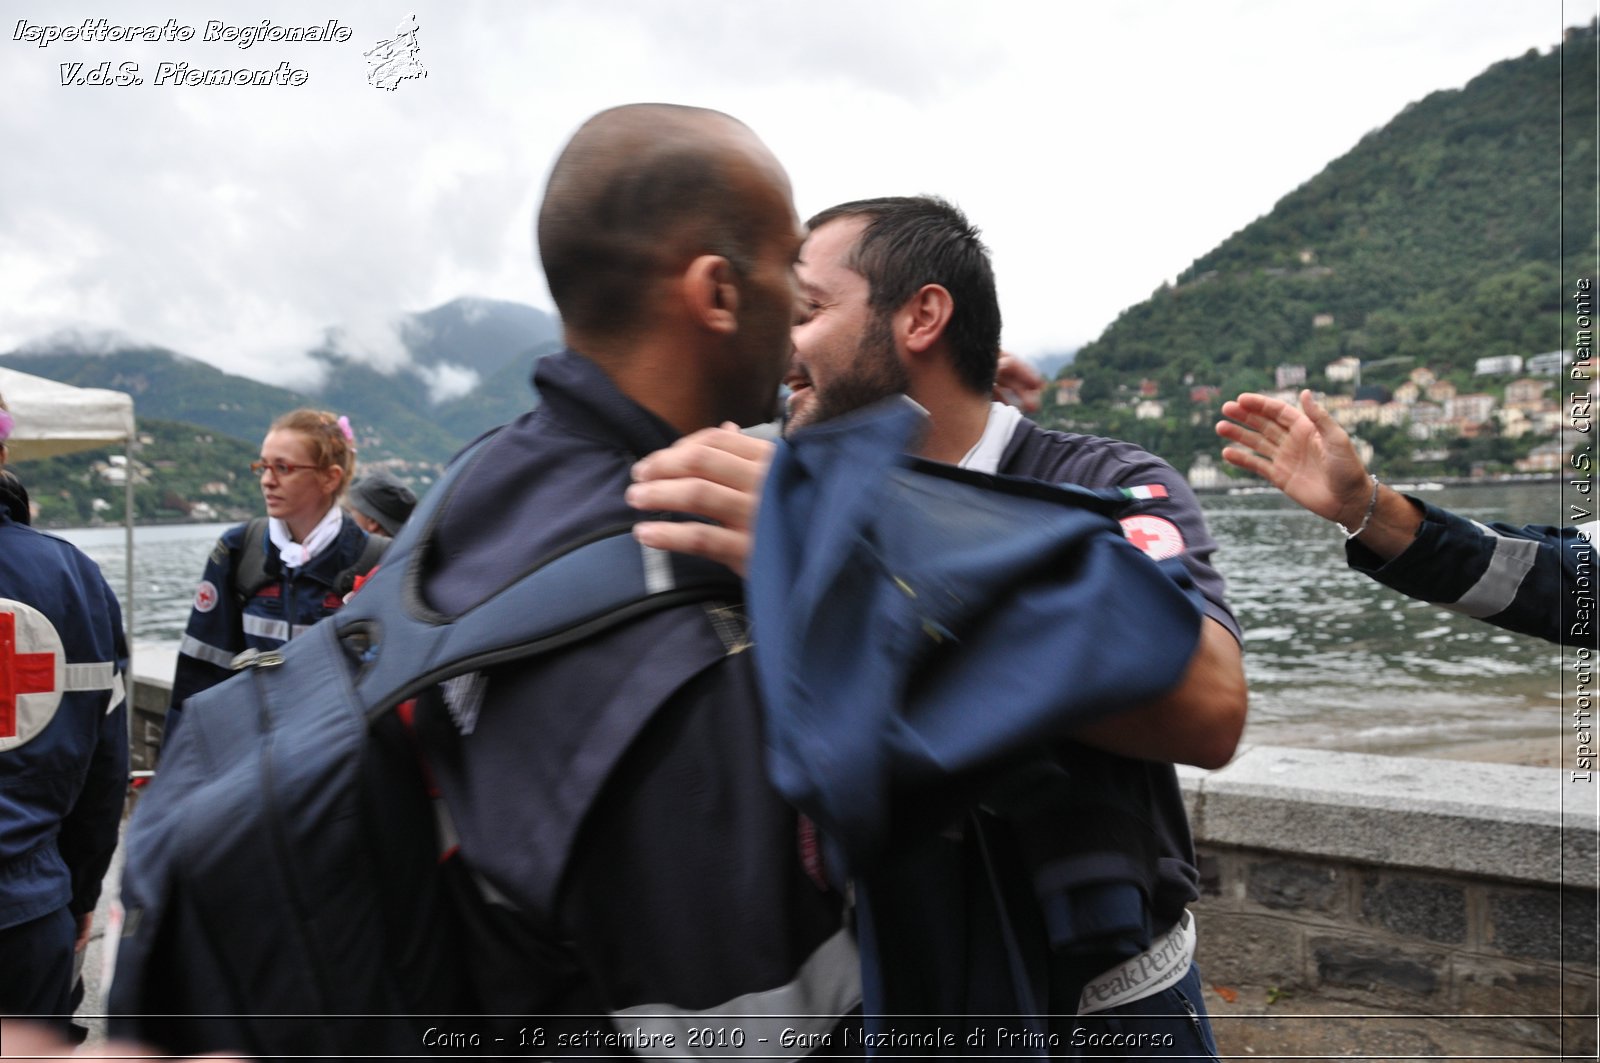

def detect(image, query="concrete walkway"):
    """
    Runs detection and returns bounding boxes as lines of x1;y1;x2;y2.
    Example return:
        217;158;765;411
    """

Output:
74;813;123;1044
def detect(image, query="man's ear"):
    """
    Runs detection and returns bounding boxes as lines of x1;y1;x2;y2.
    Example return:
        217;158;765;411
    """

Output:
682;255;741;335
900;284;955;354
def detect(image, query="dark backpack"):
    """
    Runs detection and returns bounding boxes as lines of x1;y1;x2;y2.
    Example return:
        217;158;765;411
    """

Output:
231;515;389;606
109;438;739;1059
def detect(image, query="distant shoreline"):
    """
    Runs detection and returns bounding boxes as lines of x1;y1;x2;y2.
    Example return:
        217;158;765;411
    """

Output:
1191;472;1563;495
40;473;1568;527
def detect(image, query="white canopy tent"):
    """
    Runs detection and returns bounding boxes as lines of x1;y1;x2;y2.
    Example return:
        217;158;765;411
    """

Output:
0;365;138;667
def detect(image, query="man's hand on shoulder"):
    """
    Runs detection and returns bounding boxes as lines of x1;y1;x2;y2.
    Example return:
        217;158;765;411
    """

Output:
627;424;774;577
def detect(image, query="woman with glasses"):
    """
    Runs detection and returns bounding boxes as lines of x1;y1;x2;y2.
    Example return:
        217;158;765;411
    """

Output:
165;409;386;748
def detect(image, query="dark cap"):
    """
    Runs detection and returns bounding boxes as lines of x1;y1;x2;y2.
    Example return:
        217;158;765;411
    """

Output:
346;469;417;536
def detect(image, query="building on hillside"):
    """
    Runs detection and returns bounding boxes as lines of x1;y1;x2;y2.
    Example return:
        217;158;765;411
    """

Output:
1448;393;1497;425
1138;378;1161;397
1426;379;1458;403
1505;378;1551;410
1312;313;1335;329
1517;442;1567;474
1325;356;1361;383
1527;350;1573;376
1392;381;1420;405
1408;366;1438;388
1333;399;1382;428
1406;403;1448;439
1536;408;1569;434
1055;377;1083;405
1377;402;1410;427
1135;399;1165;420
1275;364;1306;390
1187;454;1226;489
1474;354;1524;376
1189;385;1221;405
1495;407;1531;439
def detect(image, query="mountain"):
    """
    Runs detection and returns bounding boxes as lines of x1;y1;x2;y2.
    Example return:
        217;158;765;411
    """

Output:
0;341;314;438
400;297;560;378
1030;350;1077;380
1;298;560;467
1048;22;1597;478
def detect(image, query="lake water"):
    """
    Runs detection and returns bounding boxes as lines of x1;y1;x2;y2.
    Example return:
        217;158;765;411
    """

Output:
56;480;1574;762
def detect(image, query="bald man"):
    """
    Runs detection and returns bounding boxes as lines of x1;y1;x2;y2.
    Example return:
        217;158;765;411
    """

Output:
408;105;858;1048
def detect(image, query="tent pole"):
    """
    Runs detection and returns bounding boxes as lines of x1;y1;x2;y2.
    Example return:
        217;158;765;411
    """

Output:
124;432;134;684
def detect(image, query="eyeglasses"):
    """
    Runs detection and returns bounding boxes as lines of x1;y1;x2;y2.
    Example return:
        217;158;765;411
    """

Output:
250;459;321;478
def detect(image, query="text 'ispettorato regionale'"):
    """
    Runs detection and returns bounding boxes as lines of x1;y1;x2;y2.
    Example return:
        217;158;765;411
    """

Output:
13;18;354;87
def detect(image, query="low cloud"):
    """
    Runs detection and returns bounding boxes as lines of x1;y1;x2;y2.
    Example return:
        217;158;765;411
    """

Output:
416;362;481;404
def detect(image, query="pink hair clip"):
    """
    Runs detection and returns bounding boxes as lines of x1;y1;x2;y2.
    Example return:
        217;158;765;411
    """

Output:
337;415;354;442
0;409;13;444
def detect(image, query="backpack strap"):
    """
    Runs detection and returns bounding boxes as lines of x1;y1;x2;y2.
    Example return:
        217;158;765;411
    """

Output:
232;516;272;607
275;433;741;716
337;530;390;596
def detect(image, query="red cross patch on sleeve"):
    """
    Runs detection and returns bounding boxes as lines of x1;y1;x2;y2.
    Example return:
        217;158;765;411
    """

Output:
1119;515;1186;560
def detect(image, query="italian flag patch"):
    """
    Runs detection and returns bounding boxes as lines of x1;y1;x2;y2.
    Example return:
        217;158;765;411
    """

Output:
1121;484;1169;500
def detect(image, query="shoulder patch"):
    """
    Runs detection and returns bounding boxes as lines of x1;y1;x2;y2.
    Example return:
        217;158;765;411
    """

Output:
193;579;220;613
1119;515;1186;560
0;597;65;751
1122;484;1170;501
210;538;229;566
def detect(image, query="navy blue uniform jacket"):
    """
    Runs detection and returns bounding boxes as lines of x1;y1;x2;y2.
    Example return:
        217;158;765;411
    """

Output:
748;400;1207;1047
167;513;374;744
0;516;128;931
410;350;857;1045
1349;498;1593;646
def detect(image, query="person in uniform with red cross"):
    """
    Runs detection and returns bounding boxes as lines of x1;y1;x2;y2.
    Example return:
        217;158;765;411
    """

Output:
0;390;129;1031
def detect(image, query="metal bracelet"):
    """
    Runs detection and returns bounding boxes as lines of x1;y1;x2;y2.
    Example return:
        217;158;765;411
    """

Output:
1339;474;1381;540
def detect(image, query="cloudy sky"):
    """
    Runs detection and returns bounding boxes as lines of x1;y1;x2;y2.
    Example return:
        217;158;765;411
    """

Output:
0;1;1588;389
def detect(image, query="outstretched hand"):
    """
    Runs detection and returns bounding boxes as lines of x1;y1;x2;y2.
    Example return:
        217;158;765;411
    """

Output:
627;424;775;577
1215;389;1374;528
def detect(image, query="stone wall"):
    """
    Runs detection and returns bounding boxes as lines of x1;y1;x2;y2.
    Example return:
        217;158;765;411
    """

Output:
129;670;170;775
1182;745;1598;1055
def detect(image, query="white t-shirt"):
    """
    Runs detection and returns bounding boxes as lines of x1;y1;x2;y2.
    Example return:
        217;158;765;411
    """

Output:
956;402;1024;474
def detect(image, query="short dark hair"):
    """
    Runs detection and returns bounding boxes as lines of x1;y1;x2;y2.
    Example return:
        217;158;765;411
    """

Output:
806;196;1001;395
538;104;768;340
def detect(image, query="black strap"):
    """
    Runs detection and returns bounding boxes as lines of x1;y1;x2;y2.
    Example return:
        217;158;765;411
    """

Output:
232;517;271;607
340;531;389;595
233;516;390;603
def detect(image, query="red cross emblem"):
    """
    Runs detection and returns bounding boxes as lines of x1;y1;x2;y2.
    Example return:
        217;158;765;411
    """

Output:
194;579;219;614
1119;515;1186;560
1;610;57;740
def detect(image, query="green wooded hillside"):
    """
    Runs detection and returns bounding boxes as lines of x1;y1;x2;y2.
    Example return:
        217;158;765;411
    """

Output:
10;418;262;526
1049;22;1596;478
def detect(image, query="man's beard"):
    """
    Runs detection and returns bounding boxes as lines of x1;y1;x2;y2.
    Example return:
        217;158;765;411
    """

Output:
788;311;908;434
